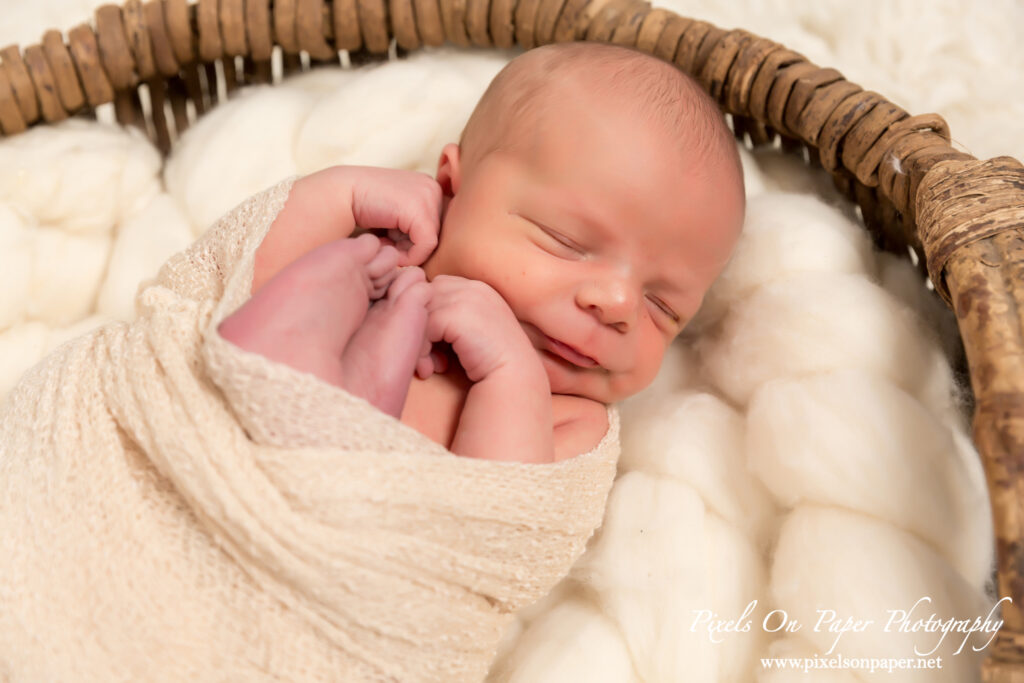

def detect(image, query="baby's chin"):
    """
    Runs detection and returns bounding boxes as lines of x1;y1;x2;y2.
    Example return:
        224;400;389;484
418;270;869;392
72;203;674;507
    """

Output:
536;349;634;404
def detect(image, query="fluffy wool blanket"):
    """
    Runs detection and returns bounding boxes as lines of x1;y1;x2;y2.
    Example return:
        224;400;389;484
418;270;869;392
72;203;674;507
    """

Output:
0;177;620;681
1;0;1021;681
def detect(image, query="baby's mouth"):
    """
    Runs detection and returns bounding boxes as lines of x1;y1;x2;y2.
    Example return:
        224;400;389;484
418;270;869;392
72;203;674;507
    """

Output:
541;334;599;368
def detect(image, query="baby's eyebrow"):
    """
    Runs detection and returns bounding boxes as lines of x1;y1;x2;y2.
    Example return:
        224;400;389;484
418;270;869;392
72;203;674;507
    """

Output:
647;256;696;290
532;185;610;236
559;200;614;238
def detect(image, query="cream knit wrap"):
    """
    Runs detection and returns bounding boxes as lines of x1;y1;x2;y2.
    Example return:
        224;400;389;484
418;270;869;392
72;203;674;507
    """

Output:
0;178;621;682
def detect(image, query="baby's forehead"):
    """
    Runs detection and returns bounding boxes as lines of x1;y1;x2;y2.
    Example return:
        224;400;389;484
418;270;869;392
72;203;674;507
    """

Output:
523;132;743;274
493;54;733;161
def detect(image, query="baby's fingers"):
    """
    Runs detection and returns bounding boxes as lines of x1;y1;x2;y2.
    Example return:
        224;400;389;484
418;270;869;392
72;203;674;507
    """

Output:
396;222;439;267
414;343;449;379
370;223;435;267
415;356;434;380
398;183;442;266
386;228;411;252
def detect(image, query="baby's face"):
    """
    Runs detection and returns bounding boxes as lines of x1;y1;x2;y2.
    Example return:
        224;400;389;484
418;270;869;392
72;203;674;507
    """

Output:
424;98;744;403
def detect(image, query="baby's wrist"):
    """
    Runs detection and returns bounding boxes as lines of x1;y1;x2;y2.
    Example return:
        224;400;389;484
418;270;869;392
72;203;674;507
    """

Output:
455;359;554;463
489;354;549;393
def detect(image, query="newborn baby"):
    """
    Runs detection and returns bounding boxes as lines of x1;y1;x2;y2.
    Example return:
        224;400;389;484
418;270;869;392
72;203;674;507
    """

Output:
0;41;746;681
219;41;745;464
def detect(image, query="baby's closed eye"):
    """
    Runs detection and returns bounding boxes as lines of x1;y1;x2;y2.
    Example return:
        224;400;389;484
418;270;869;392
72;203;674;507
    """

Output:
645;293;679;323
538;226;585;256
510;211;585;257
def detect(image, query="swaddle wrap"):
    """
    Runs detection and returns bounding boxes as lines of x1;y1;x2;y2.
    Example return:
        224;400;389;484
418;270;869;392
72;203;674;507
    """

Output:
0;178;621;682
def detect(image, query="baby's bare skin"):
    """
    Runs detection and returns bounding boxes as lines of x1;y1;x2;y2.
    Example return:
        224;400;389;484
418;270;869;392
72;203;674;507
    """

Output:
218;163;558;463
218;42;746;464
218;233;431;417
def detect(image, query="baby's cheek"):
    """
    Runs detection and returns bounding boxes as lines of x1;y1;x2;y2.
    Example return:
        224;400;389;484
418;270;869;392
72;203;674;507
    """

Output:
623;338;668;397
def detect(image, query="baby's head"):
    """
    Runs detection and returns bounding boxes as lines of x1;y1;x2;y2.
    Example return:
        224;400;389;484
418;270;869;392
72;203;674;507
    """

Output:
422;42;745;403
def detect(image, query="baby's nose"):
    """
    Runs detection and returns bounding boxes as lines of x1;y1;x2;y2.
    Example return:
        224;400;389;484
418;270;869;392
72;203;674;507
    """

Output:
576;278;638;332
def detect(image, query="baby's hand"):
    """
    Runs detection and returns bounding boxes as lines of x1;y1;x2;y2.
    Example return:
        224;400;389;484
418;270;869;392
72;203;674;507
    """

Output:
422;275;554;463
350;167;443;267
422;275;544;383
253;166;441;293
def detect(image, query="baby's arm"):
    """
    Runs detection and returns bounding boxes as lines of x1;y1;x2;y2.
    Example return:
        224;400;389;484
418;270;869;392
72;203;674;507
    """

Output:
425;276;555;464
252;166;442;294
551;395;609;461
454;362;553;464
252;167;360;294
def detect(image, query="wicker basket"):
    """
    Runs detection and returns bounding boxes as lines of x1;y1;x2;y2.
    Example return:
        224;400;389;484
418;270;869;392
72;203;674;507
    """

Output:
2;0;1022;679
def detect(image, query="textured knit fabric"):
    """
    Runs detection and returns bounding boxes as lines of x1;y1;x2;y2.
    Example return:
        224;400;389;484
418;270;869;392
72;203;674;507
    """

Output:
0;178;621;682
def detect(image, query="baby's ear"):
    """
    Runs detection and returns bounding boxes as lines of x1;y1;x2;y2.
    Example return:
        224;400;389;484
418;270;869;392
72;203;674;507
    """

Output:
435;143;462;197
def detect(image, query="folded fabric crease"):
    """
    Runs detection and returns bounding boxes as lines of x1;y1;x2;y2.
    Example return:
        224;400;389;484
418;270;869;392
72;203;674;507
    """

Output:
0;177;620;682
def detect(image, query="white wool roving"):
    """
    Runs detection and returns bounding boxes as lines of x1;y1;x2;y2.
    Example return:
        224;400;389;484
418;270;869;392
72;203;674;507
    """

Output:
162;49;509;235
678;162;992;683
295;50;512;174
0;120;162;235
162;83;316;232
747;369;992;589
0;174;111;329
770;506;994;682
95;193;195;321
876;251;967;400
26;224;108;325
737;146;770;197
566;471;771;682
699;272;954;408
0;203;31;331
627;336;704;397
0;119;173;396
0;322;49;397
619;390;777;546
694;192;876;329
490;594;638;682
